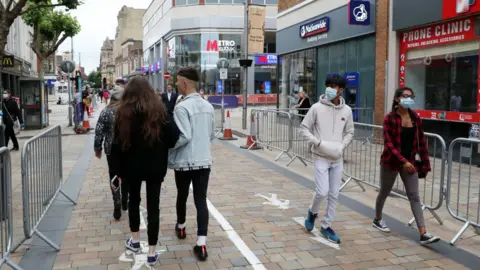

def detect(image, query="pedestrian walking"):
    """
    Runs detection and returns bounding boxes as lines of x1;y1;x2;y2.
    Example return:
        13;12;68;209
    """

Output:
373;87;440;245
300;74;354;244
103;89;110;104
161;84;178;116
169;67;215;261
110;76;179;266
2;89;23;151
94;89;128;220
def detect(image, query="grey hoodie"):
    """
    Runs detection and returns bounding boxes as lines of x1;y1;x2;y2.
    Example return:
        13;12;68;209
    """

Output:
299;94;354;162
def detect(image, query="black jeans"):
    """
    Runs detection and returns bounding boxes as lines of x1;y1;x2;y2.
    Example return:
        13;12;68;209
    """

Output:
106;155;128;204
175;168;210;236
4;125;18;149
128;178;162;246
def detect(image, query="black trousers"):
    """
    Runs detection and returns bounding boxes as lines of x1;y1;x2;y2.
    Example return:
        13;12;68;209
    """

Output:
128;178;162;246
175;168;210;236
106;155;128;204
4;125;18;149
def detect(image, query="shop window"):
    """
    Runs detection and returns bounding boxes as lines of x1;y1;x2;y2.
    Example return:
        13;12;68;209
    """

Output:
405;41;479;113
176;0;186;5
279;49;316;106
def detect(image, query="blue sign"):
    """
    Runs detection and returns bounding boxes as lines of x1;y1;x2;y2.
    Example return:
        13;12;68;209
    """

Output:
344;72;360;120
264;81;271;94
255;54;277;65
207;95;238;108
217;80;222;94
299;17;330;38
46;79;56;88
348;1;370;26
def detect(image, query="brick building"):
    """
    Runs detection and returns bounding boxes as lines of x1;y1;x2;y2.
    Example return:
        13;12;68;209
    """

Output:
276;0;388;125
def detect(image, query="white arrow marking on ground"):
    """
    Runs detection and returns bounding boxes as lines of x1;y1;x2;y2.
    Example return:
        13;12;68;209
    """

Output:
292;217;340;250
118;241;166;270
255;193;290;209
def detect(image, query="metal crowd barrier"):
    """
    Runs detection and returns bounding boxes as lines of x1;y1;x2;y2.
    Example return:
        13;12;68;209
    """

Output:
251;109;292;160
447;138;480;245
211;103;224;136
13;125;76;252
0;147;22;270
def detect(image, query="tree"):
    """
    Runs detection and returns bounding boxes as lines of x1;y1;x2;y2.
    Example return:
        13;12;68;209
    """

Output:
0;0;80;58
87;71;102;88
23;2;81;81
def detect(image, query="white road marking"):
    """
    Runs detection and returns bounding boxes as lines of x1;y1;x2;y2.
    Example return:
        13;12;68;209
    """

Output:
190;184;266;270
255;193;290;209
292;217;340;250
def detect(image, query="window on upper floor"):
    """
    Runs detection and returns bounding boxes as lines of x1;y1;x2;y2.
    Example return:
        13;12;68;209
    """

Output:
252;0;277;4
206;0;244;3
176;0;199;6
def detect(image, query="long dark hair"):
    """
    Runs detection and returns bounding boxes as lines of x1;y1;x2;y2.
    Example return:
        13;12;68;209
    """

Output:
391;87;414;112
115;76;167;151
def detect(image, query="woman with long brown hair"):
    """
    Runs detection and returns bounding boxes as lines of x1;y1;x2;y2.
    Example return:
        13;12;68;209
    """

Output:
110;76;179;266
94;90;128;220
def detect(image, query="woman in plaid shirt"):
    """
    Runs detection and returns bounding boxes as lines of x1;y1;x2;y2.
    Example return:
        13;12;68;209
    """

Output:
373;87;440;245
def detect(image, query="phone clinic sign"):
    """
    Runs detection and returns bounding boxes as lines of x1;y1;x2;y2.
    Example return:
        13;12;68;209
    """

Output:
400;16;475;50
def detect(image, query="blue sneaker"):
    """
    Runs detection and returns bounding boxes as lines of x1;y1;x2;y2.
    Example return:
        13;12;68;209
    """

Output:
125;238;141;252
321;227;341;243
304;208;318;232
147;251;160;266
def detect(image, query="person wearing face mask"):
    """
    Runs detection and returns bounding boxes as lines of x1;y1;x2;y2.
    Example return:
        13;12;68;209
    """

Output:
373;87;440;245
1;90;23;151
299;75;354;244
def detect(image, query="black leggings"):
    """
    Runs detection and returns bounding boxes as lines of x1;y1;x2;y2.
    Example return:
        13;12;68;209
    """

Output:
128;178;162;246
4;125;18;149
106;155;128;203
175;168;210;236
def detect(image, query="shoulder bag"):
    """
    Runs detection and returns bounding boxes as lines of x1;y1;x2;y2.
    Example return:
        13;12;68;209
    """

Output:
2;102;20;135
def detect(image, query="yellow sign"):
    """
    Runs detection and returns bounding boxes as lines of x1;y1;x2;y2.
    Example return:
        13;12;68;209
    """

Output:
248;6;266;54
2;55;14;68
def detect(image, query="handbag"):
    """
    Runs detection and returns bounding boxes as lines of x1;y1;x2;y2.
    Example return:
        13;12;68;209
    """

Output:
2;102;20;135
414;124;426;179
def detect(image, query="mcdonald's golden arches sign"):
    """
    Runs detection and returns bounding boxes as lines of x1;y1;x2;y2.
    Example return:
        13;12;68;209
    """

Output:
2;55;14;68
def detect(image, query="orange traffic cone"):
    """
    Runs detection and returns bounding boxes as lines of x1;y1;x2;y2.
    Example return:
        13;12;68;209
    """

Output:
82;108;91;129
241;112;261;150
218;110;237;141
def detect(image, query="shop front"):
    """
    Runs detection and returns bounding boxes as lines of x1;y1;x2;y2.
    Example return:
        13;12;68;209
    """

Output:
393;0;480;140
276;0;376;113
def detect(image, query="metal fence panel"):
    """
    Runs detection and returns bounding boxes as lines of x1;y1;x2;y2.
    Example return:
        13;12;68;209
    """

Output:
211;103;224;134
447;138;480;245
0;147;22;269
15;125;76;252
252;109;292;160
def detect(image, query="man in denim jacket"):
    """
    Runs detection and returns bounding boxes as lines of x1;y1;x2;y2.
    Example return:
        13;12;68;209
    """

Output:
168;67;215;261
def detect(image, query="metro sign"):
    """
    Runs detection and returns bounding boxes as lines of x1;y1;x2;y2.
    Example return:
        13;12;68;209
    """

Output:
206;40;236;52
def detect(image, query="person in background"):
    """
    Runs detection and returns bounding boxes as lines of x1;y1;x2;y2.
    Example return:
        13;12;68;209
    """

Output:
94;90;128;220
162;84;178;116
295;90;311;119
2;89;23;151
373;87;440;245
115;78;126;91
300;75;354;244
82;88;91;118
199;89;206;100
110;76;179;266
103;89;110;104
169;67;215;261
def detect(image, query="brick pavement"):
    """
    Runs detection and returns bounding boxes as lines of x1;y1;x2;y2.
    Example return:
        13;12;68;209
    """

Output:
48;141;471;270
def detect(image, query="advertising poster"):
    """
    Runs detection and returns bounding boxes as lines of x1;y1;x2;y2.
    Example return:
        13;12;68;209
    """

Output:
248;5;266;54
217;80;222;94
264;81;271;94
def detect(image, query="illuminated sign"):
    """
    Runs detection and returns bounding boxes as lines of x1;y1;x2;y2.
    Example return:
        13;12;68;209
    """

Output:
206;40;237;52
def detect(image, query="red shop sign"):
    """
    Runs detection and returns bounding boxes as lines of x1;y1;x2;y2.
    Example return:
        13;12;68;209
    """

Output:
442;0;480;20
400;16;475;50
416;110;480;123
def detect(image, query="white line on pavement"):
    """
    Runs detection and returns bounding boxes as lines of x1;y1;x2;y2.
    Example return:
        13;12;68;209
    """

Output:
292;217;340;250
190;184;266;270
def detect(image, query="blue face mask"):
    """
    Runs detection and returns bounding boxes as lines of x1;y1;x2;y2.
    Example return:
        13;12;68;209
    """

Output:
399;97;415;109
325;87;338;100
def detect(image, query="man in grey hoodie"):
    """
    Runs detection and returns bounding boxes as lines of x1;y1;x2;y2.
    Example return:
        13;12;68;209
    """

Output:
300;74;354;244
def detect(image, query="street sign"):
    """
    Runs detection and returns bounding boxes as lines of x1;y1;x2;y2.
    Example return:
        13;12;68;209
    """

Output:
219;68;228;80
164;72;170;79
2;55;14;68
60;60;75;73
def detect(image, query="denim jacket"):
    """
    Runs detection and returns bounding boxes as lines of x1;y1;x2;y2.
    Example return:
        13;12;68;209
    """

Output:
168;93;215;170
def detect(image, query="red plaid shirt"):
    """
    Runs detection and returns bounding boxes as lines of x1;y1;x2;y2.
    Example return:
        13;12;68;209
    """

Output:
380;110;431;173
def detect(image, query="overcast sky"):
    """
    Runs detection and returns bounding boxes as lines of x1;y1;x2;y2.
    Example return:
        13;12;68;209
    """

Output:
57;0;151;74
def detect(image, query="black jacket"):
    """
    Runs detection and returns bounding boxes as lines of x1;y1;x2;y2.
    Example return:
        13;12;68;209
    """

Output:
109;113;179;181
161;92;178;115
2;98;23;126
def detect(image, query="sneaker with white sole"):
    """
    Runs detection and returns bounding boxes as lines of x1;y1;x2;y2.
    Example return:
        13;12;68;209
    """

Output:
147;251;160;266
420;232;440;245
372;219;391;232
125;238;141;252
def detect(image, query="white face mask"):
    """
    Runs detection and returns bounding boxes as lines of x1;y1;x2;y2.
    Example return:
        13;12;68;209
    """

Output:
2;94;8;99
325;87;338;100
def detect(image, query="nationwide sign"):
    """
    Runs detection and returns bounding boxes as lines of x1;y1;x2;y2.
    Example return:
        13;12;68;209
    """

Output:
299;17;330;38
206;40;237;52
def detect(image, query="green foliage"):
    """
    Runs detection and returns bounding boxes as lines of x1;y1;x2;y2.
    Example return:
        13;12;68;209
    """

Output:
87;71;102;88
23;1;81;61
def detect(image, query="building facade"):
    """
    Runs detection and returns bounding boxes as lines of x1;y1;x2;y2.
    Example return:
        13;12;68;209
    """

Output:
276;0;389;124
389;0;480;141
142;0;278;94
1;17;38;95
99;38;115;87
113;6;145;80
